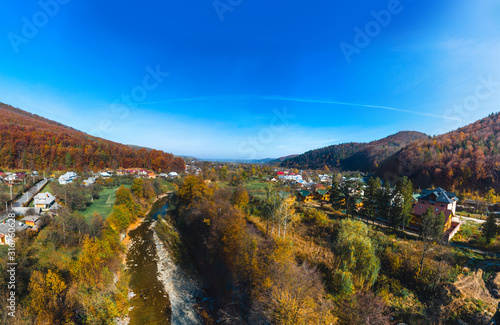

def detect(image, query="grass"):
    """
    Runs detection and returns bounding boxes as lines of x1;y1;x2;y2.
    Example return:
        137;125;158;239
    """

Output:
81;185;130;220
157;179;176;192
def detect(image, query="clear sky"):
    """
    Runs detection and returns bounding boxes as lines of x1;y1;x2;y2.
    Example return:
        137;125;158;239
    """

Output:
1;0;499;159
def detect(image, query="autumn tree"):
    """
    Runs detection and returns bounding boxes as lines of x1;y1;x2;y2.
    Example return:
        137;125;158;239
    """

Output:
131;178;144;198
231;185;249;209
28;269;67;324
336;291;391;325
178;175;213;205
333;219;380;295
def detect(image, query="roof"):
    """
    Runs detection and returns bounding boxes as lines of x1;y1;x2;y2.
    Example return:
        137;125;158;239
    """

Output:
0;221;30;234
418;187;458;204
21;215;41;223
299;190;312;197
316;189;328;196
33;192;56;205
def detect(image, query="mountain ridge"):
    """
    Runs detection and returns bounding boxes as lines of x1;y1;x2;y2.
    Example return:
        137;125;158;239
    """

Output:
0;102;185;172
281;131;428;172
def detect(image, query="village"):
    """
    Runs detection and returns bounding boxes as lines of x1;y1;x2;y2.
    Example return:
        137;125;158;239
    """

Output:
0;167;185;245
1;162;498;248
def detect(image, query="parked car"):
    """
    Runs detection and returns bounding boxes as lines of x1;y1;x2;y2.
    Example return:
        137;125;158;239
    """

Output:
491;289;500;299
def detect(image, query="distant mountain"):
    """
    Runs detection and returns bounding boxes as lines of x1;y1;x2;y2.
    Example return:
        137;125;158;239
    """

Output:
271;154;299;163
0;102;185;172
377;112;500;191
199;158;275;164
281;131;428;172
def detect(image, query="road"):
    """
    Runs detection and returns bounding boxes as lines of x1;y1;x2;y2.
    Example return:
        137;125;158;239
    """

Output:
353;215;500;259
456;214;486;224
12;178;48;207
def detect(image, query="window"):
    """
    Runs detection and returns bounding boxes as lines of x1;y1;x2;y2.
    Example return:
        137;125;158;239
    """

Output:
441;204;445;207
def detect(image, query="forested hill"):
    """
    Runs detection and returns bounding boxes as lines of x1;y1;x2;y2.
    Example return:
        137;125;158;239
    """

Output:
0;102;185;172
377;112;500;191
281;131;428;172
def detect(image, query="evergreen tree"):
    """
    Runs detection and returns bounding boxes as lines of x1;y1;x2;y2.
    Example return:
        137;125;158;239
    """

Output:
329;179;342;210
418;209;445;275
483;212;498;243
362;177;381;222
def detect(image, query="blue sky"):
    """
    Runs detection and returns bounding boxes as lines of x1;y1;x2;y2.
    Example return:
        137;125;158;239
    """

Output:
1;0;499;159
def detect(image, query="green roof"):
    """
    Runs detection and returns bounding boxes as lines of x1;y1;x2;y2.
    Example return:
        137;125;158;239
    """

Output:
316;189;328;196
299;190;312;197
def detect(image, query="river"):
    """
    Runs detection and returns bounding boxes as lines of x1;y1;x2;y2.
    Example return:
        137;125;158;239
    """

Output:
126;197;204;325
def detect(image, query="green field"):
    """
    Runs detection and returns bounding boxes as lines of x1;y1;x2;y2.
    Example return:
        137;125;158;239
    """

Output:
216;181;270;199
82;185;130;220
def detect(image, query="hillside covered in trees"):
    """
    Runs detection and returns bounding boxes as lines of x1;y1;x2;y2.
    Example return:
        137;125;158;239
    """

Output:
378;112;500;191
281;131;428;172
0;103;185;172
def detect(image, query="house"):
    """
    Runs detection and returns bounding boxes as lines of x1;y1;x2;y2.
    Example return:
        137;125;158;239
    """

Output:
278;191;296;205
0;220;30;245
159;173;168;178
31;171;39;177
83;177;96;187
100;172;111;178
410;187;459;232
4;174;19;183
59;172;78;184
33;192;56;209
148;172;156;179
168;172;179;178
297;190;313;203
314;189;330;202
21;215;42;230
15;172;26;180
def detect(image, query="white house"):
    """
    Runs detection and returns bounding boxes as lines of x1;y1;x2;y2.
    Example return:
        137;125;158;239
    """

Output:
33;192;56;209
4;174;19;183
168;172;179;178
83;177;96;187
100;172;111;178
59;172;78;185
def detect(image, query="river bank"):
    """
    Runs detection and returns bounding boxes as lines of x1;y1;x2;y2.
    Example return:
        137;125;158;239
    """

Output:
153;218;204;325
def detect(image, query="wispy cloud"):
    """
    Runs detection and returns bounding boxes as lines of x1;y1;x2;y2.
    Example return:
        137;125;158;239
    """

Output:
140;95;468;122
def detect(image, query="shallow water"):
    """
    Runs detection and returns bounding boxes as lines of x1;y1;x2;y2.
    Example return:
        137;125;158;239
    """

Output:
127;199;171;325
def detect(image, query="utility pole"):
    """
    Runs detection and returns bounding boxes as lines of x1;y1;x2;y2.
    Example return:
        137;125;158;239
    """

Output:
9;184;12;201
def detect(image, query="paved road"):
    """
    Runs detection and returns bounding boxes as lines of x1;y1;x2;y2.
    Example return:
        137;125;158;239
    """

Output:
12;179;48;207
